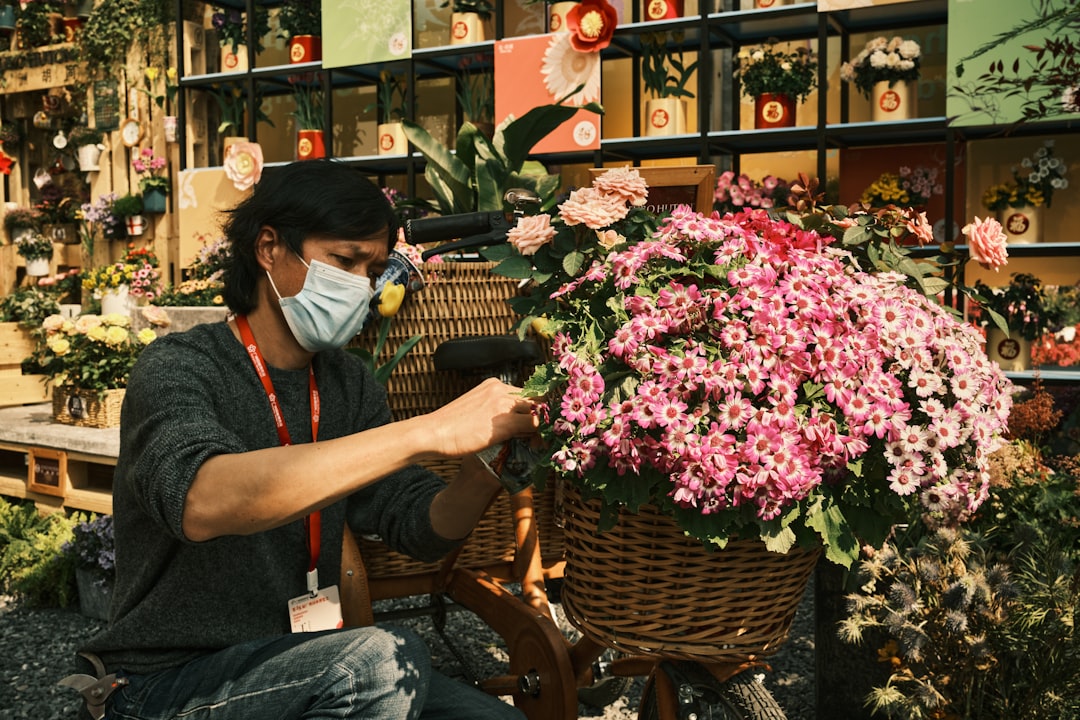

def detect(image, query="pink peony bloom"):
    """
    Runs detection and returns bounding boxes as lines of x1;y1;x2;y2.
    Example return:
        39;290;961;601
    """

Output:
507;214;556;256
962;216;1009;271
223;141;264;192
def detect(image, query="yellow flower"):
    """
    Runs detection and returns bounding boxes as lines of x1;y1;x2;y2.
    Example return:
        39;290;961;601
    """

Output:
105;325;129;347
102;313;131;328
212;295;224;305
87;326;107;343
47;336;71;356
377;282;405;318
531;316;555;340
137;328;157;345
145;66;160;83
166;67;177;82
61;320;75;335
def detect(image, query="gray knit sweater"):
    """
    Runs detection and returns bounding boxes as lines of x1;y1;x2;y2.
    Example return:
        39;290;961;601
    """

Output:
83;321;459;675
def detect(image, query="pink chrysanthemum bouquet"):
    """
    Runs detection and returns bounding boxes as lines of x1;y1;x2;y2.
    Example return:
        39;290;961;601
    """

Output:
497;170;1013;569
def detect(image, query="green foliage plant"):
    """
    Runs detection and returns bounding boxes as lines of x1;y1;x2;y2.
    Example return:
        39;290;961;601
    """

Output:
640;31;699;100
291;83;324;131
0;497;79;608
111;193;144;218
974;272;1051;341
67;124;104;146
363;70;407;124
78;0;174;80
401;99;604;215
14;0;61;48
276;0;321;40
3;206;41;241
0;285;62;328
440;0;495;20
15;232;54;262
735;40;818;104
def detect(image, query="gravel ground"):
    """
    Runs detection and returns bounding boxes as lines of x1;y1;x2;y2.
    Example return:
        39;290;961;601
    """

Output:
0;579;815;719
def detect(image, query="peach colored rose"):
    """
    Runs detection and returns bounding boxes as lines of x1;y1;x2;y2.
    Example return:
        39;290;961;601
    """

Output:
508;214;556;256
140;305;172;328
596;229;624;249
963;216;1009;271
224;141;263;192
593;167;648;207
904;210;934;246
559;187;629;229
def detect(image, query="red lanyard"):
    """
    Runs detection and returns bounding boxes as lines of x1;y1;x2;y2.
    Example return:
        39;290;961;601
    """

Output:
236;314;322;594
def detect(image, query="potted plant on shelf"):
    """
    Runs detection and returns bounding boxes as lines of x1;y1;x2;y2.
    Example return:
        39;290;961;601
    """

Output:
4;206;41;243
14;0;61;49
62;514;115;620
981;139;1069;245
277;0;321;64
860;166;943;210
440;0;494;44
132;147;169;213
841;35;921;122
291;83;325;160
734;41;817;129
81;193;127;246
364;70;407;155
81;261;135;315
973;272;1051;372
16;231;54;276
456;59;493;138
68;124;105;171
35;183;82;245
111;193;145;237
640;31;699;137
522;0;580;33
211;4;269;73
32;307;158;426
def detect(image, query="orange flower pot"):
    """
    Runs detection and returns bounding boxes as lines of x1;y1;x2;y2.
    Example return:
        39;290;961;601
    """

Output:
289;35;321;64
754;93;796;129
297;129;326;161
644;0;683;20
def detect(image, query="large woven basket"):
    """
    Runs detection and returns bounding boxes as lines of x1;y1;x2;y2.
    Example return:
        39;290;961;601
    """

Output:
52;387;125;429
560;486;820;663
352;261;564;581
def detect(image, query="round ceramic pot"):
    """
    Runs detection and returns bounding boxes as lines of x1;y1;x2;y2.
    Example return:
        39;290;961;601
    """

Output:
25;257;51;277
125;214;146;237
101;285;130;316
220;44;248;73
297;129;326;160
754;93;796;129
377;123;407;155
998;204;1043;244
289;35;322;64
644;98;686;137
644;0;684;20
548;1;576;31
985;327;1031;372
449;12;484;44
871;80;915;122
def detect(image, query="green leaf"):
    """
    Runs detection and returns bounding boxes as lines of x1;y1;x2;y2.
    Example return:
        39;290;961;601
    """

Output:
917;276;951;297
495;254;536;280
500;102;603;173
563;250;586;277
842;226;873;247
763;525;797;554
373;334;423;386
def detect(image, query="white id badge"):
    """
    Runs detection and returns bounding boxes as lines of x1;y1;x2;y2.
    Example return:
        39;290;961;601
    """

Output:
288;585;343;633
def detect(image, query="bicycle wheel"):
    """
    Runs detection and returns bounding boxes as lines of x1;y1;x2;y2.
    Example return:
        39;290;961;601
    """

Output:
638;661;788;720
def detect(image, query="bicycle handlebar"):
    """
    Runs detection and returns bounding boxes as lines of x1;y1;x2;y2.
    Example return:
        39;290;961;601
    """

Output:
401;189;541;260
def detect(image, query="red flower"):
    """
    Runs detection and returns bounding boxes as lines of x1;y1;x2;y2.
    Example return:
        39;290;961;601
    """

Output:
566;0;617;53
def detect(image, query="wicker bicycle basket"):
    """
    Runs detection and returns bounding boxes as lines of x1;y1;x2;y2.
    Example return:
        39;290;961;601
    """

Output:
352;261;564;578
560;486;820;663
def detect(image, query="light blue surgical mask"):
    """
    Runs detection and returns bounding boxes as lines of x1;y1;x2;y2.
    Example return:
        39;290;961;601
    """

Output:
267;256;374;352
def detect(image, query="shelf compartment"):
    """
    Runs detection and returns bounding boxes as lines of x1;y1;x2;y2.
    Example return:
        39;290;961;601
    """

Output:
825;117;949;148
707;3;820;46
822;0;946;34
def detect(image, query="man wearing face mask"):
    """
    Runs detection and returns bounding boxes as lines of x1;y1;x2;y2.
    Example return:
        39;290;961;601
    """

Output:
74;160;534;719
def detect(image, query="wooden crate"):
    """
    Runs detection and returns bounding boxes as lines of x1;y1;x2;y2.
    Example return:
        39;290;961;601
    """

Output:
0;322;50;407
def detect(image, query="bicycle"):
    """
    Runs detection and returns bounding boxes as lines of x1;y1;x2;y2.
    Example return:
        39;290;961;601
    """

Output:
346;193;800;720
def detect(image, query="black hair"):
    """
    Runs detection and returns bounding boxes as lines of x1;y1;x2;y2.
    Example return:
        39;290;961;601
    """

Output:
220;159;399;314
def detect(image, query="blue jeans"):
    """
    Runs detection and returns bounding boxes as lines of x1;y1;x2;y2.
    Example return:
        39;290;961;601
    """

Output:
107;626;524;720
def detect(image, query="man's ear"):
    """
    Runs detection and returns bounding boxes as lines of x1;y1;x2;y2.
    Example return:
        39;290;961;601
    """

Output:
254;226;280;273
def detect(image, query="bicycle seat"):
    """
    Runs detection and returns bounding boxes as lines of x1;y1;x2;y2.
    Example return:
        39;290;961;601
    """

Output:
433;336;542;372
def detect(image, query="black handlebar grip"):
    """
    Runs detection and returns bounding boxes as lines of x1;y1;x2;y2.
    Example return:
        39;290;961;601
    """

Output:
404;212;495;246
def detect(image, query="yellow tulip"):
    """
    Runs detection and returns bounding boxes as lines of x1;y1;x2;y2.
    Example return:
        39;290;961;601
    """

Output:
145;67;160;82
166;67;178;82
378;282;405;318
